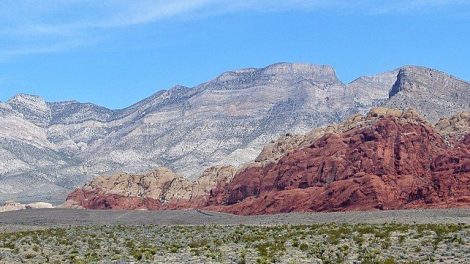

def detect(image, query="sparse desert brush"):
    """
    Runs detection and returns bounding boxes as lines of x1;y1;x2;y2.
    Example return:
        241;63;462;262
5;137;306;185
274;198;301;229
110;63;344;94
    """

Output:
0;223;468;263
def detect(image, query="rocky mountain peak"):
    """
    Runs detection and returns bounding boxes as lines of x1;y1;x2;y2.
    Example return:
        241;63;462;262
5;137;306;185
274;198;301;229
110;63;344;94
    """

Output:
7;94;48;110
389;66;468;98
2;63;469;203
261;62;338;81
48;100;113;125
383;65;470;123
7;93;51;127
210;63;340;89
8;93;44;103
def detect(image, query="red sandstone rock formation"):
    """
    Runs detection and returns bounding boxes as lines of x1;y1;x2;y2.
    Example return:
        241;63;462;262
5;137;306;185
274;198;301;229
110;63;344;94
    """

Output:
64;166;236;210
64;109;470;215
207;115;470;214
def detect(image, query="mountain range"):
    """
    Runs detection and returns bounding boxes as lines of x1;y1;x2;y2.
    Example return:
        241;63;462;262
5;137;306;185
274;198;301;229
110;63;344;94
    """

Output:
1;63;469;203
65;108;470;214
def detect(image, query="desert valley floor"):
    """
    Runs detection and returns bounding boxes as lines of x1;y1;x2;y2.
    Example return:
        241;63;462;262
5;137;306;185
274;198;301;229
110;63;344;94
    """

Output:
0;208;470;263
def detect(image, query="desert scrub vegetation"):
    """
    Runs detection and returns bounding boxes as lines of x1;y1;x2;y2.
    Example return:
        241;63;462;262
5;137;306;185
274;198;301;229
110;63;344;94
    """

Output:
0;223;468;263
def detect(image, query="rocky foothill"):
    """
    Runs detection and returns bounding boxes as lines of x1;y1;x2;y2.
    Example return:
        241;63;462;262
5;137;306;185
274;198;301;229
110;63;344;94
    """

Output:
63;166;236;210
64;108;470;215
1;63;469;203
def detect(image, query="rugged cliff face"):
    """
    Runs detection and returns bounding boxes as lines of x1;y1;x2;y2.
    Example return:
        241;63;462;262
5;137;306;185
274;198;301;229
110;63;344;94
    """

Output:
435;112;470;144
208;110;470;214
64;166;236;210
255;108;413;163
384;66;470;122
65;109;470;214
1;63;469;203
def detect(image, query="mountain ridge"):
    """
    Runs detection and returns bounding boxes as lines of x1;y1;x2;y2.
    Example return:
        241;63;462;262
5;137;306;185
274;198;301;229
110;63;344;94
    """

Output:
6;64;469;113
64;108;470;214
1;62;469;203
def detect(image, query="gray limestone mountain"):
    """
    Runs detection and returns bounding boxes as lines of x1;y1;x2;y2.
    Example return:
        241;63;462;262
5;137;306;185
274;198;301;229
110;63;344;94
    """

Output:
0;63;469;203
347;69;399;107
384;66;470;122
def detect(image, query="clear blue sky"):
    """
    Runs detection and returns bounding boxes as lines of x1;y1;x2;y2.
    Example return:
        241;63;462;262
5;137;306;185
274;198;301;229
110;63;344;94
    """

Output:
1;1;469;109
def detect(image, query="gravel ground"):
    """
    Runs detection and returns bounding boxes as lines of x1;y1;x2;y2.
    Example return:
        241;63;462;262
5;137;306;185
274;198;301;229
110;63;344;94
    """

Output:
1;208;470;229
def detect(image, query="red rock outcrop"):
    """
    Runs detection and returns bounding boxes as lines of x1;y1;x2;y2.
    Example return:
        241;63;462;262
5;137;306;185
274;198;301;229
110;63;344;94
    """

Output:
64;166;236;210
65;108;470;215
207;113;470;214
254;108;419;164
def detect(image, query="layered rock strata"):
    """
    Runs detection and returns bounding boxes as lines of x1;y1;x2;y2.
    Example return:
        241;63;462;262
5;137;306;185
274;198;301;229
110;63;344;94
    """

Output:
64;166;236;210
2;63;469;203
65;109;470;214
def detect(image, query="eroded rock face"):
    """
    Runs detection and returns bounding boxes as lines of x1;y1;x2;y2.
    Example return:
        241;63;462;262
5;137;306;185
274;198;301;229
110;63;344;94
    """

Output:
64;166;237;210
3;63;469;204
65;168;188;209
435;112;470;144
2;63;357;203
384;66;470;123
208;114;470;215
255;108;426;164
65;109;470;214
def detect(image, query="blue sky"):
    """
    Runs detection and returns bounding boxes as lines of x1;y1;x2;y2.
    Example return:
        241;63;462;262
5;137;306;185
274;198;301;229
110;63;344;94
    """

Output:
0;0;469;109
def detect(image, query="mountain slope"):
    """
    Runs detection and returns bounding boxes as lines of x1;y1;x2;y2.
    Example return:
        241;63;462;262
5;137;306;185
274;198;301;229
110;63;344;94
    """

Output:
384;66;470;122
65;109;470;214
1;63;469;203
347;69;399;108
206;110;470;215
